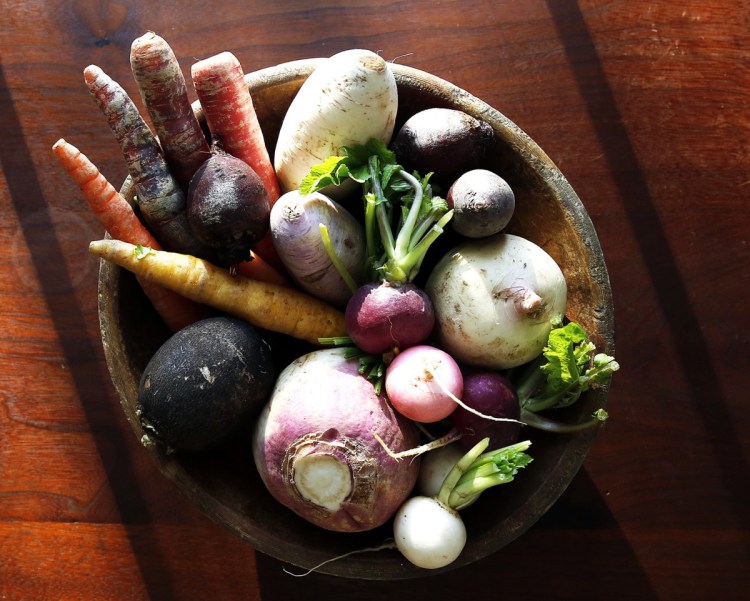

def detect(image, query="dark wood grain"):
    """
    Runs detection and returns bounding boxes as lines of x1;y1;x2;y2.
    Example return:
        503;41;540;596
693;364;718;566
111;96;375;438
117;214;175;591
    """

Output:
1;0;748;599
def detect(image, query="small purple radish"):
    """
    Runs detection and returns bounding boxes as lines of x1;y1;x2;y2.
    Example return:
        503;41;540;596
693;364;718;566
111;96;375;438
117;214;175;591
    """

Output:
447;169;515;238
450;371;521;450
345;282;435;354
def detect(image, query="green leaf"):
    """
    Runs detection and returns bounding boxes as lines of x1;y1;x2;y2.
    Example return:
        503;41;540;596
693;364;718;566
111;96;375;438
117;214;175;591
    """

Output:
299;156;351;195
342;138;395;166
348;164;372;183
380;163;402;191
525;321;619;412
540;321;587;387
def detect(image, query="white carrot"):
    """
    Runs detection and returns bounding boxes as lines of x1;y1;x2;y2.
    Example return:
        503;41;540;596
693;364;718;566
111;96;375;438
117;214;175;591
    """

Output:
89;239;347;344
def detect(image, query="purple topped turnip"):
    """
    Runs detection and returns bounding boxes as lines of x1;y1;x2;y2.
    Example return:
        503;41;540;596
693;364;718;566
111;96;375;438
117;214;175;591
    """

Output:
251;348;420;532
345;282;434;354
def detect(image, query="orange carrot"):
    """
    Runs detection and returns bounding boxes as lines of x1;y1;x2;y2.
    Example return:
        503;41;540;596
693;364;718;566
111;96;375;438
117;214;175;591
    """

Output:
130;32;210;190
83;64;204;257
234;251;290;288
52;138;210;331
191;51;280;203
89;239;347;345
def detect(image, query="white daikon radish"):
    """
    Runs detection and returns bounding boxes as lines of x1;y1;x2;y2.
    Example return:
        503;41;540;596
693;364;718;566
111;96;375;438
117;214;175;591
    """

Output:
273;49;398;193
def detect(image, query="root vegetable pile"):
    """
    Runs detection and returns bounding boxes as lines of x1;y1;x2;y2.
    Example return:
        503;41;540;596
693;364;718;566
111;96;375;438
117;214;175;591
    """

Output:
58;34;619;572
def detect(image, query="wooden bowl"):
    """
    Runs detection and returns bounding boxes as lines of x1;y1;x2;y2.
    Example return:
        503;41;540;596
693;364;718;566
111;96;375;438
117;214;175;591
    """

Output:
98;58;614;579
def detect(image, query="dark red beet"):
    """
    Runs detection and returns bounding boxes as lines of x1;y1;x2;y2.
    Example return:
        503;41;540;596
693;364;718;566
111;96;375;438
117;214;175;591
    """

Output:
187;151;270;266
345;282;435;354
450;371;521;450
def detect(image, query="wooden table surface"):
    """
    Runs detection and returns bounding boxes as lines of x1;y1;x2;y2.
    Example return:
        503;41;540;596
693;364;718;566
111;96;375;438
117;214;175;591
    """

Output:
2;1;748;599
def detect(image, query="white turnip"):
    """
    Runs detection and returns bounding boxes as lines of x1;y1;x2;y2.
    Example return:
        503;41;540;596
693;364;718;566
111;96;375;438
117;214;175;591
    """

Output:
393;496;466;570
273;49;398;193
416;442;466;498
270;190;365;306
251;348;420;532
425;233;567;369
393;437;533;569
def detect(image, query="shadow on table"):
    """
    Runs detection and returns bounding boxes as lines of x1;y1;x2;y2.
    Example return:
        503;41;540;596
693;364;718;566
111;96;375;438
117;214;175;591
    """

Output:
543;0;750;547
254;468;659;601
0;58;234;601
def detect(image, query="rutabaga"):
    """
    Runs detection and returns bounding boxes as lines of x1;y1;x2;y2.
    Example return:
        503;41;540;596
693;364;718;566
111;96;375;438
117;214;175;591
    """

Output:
425;233;567;369
273;49;398;193
251;348;420;532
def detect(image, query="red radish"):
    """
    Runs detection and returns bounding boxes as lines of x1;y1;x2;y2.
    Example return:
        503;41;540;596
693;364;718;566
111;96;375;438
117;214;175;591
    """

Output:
52;138;209;332
385;345;463;423
252;348;420;532
130;32;210;190
83;64;204;257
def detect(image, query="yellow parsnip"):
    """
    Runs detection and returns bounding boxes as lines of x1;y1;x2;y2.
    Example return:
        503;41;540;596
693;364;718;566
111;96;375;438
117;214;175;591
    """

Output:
89;239;347;344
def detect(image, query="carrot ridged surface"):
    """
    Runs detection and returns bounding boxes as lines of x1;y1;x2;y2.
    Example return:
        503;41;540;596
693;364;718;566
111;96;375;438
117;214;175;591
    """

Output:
191;52;280;203
89;239;347;344
53;138;208;331
130;32;210;190
83;64;201;256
